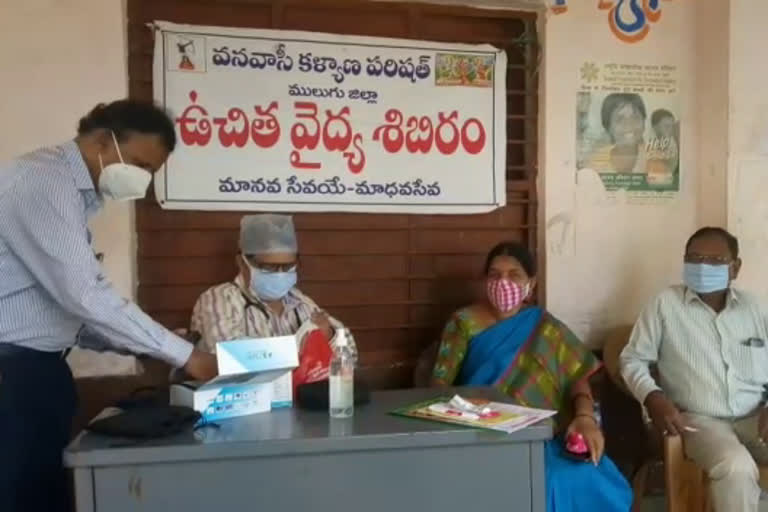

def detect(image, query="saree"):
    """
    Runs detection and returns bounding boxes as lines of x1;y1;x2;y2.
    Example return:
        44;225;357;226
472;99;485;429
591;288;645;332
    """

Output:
432;306;632;512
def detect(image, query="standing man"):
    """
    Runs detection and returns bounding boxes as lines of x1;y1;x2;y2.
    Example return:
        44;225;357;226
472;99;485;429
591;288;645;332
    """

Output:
621;227;768;512
0;100;217;512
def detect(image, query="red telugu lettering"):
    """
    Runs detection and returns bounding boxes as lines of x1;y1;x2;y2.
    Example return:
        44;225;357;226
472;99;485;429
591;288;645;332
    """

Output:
373;109;487;156
175;91;212;146
405;116;433;154
322;106;353;152
343;133;366;174
435;111;460;155
290;150;322;170
461;118;486;155
213;108;249;148
290;102;322;170
251;101;281;148
291;102;321;150
372;109;405;153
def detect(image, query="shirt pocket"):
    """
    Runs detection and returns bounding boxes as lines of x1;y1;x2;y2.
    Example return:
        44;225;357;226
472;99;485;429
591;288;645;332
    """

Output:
728;340;768;384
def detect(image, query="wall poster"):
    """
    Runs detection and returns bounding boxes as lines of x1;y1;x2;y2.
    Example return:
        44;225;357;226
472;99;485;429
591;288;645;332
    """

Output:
576;61;680;199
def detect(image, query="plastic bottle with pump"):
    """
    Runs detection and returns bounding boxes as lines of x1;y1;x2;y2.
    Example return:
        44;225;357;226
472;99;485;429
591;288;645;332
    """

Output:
329;328;356;418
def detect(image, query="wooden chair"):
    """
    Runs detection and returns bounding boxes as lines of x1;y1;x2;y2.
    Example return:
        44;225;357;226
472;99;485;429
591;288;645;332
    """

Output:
602;325;659;512
603;326;768;512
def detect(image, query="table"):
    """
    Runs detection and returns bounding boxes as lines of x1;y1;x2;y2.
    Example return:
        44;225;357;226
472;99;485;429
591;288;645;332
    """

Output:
65;387;552;512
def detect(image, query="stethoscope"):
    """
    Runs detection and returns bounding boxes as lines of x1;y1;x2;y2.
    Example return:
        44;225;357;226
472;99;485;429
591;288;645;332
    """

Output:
240;292;302;337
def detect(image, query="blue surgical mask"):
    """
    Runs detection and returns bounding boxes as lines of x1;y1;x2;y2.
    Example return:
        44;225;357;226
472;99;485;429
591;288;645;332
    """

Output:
249;268;297;301
683;263;730;294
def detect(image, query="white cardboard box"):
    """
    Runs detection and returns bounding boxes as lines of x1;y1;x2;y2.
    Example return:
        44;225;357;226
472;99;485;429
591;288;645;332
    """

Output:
170;336;298;422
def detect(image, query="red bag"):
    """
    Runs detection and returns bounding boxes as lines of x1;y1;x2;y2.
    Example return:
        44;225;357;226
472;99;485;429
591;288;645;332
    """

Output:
292;329;333;397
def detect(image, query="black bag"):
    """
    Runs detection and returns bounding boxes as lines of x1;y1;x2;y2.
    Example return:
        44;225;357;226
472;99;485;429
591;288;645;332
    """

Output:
296;378;371;411
87;405;201;439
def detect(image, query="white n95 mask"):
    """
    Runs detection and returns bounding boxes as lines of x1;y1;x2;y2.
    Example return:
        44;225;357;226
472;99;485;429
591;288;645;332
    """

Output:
98;131;152;201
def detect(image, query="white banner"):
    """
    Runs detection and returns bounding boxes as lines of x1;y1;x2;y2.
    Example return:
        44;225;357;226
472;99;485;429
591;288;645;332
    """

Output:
153;21;507;213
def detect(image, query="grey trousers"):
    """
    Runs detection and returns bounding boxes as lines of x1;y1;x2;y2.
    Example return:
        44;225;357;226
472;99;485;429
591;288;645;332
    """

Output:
683;413;768;512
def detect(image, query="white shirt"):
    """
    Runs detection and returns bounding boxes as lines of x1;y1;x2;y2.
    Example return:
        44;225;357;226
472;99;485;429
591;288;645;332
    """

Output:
620;285;768;418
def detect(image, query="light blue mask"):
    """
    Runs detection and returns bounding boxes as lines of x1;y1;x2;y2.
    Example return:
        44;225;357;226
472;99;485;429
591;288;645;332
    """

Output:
683;263;730;294
250;269;297;301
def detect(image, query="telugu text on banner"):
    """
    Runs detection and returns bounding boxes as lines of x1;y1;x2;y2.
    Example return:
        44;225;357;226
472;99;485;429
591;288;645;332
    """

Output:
152;21;508;213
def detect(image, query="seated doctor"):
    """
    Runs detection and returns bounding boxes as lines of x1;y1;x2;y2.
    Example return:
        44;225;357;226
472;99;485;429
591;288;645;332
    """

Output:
191;214;350;354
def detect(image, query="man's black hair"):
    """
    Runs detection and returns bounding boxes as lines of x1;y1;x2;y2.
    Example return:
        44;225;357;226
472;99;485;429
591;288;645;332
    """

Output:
685;227;739;259
78;100;176;152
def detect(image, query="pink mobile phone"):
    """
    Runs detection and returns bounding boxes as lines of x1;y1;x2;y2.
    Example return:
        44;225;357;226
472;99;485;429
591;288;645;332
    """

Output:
563;432;591;462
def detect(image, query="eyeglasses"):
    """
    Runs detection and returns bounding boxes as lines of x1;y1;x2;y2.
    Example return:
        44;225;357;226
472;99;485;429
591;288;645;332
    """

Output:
684;254;732;265
243;255;297;273
253;263;297;273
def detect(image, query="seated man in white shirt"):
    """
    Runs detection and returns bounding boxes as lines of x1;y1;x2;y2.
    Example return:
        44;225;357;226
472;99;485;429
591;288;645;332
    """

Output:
620;227;768;512
191;214;349;355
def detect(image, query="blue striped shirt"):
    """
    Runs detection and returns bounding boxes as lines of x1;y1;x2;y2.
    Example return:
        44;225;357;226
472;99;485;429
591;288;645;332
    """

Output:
0;141;192;367
621;285;768;418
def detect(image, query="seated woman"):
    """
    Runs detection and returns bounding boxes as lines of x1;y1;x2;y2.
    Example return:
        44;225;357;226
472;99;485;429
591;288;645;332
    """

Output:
431;242;632;512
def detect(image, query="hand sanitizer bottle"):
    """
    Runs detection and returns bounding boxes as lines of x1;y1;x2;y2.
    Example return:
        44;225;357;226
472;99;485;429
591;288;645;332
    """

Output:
329;329;356;418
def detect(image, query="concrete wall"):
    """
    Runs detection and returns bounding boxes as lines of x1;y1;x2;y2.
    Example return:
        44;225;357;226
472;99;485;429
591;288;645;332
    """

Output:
727;0;768;303
0;0;137;375
542;0;714;345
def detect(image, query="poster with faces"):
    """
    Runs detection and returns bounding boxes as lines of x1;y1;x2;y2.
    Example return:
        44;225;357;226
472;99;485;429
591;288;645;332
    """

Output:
576;61;680;200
